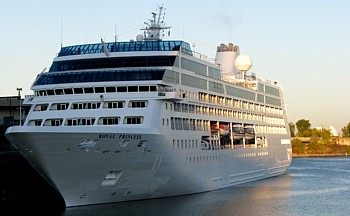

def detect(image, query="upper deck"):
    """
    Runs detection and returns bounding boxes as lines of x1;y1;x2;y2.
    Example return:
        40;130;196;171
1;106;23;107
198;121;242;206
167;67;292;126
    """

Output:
57;40;192;57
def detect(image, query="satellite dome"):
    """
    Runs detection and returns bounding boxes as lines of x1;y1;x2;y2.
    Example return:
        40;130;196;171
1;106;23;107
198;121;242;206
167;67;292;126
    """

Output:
234;55;253;72
136;34;144;41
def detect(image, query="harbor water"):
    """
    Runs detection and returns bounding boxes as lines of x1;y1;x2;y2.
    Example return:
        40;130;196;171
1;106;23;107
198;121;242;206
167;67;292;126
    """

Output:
4;157;350;215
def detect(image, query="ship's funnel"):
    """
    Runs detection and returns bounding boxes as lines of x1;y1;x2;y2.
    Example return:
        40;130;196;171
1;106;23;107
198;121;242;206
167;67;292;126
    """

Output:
215;43;240;76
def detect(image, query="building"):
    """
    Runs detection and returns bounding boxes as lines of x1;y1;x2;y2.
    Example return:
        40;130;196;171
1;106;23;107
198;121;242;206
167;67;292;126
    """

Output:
0;96;30;150
0;96;30;126
315;126;338;137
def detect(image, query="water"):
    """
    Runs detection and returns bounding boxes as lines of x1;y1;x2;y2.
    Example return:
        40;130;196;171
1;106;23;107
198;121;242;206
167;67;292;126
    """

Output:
7;157;350;215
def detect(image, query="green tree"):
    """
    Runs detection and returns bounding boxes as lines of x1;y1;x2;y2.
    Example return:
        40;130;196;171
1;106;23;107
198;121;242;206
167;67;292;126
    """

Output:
291;138;304;154
288;122;296;137
341;122;350;137
311;128;332;144
296;119;311;137
307;128;332;154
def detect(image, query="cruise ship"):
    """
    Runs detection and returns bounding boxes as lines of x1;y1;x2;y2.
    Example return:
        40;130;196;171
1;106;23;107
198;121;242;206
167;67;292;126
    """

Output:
5;6;292;207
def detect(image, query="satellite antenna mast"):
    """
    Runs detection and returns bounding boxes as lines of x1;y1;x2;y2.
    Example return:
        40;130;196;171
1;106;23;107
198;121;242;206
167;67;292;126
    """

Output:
114;22;118;43
60;4;63;48
140;5;170;41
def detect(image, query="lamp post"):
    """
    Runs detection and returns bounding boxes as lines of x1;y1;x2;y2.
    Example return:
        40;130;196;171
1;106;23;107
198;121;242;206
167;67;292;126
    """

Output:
17;87;22;126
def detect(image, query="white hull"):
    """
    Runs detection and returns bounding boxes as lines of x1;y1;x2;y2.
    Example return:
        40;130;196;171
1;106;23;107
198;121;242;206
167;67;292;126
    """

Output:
6;127;291;207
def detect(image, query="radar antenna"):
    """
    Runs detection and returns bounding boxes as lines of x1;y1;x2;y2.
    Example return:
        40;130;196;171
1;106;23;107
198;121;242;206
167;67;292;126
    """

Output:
140;5;170;41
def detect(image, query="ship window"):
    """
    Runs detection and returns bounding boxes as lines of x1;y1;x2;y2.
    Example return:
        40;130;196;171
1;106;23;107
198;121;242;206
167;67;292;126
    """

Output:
52;119;62;126
171;117;175;130
56;103;69;110
181;57;207;76
44;119;63;126
74;88;83;94
150;86;157;91
128;86;138;92
49;56;175;72
67;119;76;126
190;119;196;130
57;41;184;57
106;87;116;93
174;103;181;112
182;104;188;112
71;102;100;109
87;103;99;109
38;90;47;96
64;88;73;94
72;103;78;110
49;103;69;110
84;87;94;93
66;118;95;126
189;105;195;113
83;119;93;125
98;117;120;125
104;101;124;109
129;100;148;108
95;87;105;93
183;118;189;130
34;104;49;111
47;90;55;95
117;86;127;92
55;89;64;95
124;116;143;124
265;85;280;97
87;103;94;109
175;117;182;130
139;86;149;92
27;119;42;126
34;70;166;86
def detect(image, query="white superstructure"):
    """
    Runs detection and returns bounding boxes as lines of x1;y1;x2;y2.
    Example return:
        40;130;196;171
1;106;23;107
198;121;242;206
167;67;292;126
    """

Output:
5;6;292;207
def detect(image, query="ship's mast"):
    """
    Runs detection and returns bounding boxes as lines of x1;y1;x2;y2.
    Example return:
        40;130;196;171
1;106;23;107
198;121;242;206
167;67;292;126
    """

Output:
140;5;170;41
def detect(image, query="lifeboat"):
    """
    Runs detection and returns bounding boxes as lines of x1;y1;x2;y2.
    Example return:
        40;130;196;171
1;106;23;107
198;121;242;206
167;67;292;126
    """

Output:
232;124;244;140
211;123;218;132
219;124;230;136
244;126;255;140
212;123;230;136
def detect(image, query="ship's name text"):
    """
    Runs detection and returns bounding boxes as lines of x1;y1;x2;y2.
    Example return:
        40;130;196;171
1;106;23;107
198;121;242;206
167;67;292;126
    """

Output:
119;134;142;139
98;134;141;139
99;134;115;139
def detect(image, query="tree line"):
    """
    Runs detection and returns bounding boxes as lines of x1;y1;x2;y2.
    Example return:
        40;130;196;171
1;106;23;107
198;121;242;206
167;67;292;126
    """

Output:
289;119;350;156
288;119;350;137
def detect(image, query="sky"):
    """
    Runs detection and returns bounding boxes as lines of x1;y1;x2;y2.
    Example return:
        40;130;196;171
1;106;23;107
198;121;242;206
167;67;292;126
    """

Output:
1;0;350;133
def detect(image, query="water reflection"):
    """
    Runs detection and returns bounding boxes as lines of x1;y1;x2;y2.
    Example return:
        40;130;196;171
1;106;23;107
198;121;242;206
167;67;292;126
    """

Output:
62;175;293;216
